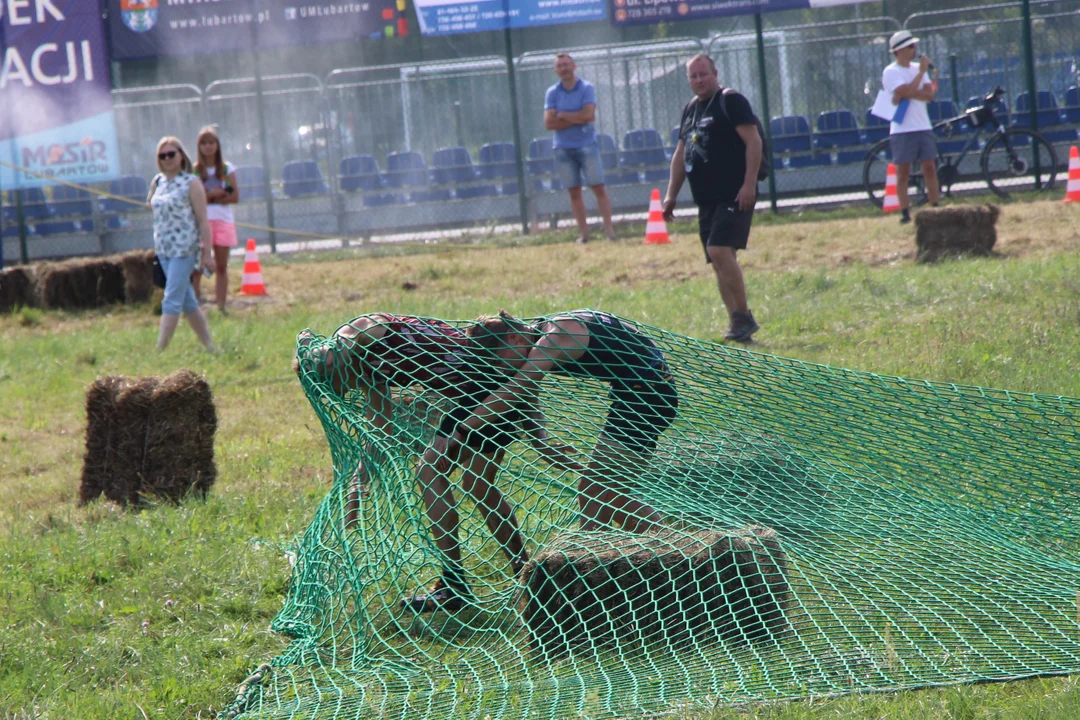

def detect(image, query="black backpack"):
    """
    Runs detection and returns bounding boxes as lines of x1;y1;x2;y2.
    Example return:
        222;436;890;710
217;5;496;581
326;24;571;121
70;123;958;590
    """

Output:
717;87;771;182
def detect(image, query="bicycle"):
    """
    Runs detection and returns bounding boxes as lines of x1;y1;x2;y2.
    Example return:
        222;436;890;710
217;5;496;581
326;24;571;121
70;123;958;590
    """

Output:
863;87;1059;208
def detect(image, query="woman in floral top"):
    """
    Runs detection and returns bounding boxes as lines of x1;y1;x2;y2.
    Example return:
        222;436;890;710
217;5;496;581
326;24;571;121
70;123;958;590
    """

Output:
147;136;218;353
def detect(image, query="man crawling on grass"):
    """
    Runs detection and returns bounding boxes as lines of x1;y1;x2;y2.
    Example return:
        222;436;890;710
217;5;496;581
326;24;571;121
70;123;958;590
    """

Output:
293;313;582;612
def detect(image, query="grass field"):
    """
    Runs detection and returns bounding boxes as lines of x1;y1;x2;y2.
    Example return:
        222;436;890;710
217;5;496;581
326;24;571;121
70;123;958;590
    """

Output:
1;200;1079;719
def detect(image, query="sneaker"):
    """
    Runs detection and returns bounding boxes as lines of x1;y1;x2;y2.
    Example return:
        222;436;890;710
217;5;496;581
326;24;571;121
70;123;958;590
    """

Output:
899;208;911;224
401;577;472;614
724;311;760;342
576;236;589;245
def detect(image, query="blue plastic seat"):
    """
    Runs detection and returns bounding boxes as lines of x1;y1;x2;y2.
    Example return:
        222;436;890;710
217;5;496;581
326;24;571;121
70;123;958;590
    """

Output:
478;142;518;194
836;149;868;165
787;154;832;169
385;151;449;203
928;101;966;133
20;188;51;221
34;220;82;235
1063;87;1080;124
339;155;383;192
100;175;150;213
526;138;555;191
598;134;638;186
433;146;497;199
669;126;681;151
1014;91;1076;142
770;115;813;153
621;129;667;182
814;110;862;149
282;161;329;197
51;185;94;218
234;166;266;200
863;110;890;144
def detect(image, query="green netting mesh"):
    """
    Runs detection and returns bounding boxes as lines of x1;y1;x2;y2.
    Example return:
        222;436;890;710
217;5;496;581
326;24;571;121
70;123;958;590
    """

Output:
224;310;1080;720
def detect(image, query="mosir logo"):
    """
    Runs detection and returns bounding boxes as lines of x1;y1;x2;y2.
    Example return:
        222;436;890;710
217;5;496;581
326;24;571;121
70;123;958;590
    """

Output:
22;137;111;178
121;0;159;33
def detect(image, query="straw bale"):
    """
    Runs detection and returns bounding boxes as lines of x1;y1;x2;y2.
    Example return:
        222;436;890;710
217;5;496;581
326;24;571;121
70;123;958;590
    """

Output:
79;370;217;507
120;250;156;305
915;204;1000;263
37;257;126;310
0;265;36;313
519;525;790;658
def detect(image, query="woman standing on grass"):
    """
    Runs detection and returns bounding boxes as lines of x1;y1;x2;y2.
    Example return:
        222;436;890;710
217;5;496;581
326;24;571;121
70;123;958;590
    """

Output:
192;126;239;312
148;136;218;353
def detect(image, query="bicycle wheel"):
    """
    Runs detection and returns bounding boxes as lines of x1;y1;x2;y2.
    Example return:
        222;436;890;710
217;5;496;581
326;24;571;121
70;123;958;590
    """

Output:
862;138;928;208
980;129;1059;199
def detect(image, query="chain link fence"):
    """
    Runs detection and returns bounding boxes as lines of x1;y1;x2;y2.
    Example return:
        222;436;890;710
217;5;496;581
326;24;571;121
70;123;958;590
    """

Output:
3;0;1079;264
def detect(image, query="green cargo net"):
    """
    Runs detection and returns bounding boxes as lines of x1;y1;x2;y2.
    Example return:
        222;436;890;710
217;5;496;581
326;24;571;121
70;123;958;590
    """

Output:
224;310;1080;720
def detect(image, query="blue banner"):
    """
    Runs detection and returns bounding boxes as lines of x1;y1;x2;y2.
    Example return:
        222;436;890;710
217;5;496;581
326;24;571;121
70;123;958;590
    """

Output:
107;0;410;61
610;0;873;27
414;0;606;36
1;0;120;190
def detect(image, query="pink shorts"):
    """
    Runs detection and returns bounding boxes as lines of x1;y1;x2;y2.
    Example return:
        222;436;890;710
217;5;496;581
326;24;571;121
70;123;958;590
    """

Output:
210;220;238;248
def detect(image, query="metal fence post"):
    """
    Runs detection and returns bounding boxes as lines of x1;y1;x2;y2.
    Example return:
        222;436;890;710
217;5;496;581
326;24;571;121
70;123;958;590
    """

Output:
754;13;778;213
15;191;28;264
249;1;277;252
504;29;530;236
1020;0;1043;189
949;54;960;107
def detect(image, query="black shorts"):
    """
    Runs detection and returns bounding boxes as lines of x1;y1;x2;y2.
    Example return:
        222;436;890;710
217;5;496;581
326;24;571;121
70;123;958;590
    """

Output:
698;203;754;262
602;379;678;452
437;405;523;456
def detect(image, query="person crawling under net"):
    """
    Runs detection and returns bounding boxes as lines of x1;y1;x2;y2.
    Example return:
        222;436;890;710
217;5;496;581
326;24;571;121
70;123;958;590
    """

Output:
456;309;679;534
293;313;582;613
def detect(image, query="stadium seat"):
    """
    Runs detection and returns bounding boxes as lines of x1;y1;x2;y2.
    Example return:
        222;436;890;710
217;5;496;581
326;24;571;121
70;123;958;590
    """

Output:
928;100;971;154
385;151;450;204
1013;91;1077;143
33;220;83;235
433;146;497;199
863;110;891;144
1063;87;1080;124
20;188;51;221
769;115;813;153
836;149;869;165
51;185;94;219
282;160;329;197
786;154;832;169
526;138;556;191
100;175;150;213
669;126;681;153
814;110;863;149
478;142;518;195
598;134;638;186
339;155;397;207
339;155;383;192
234;166;266;200
621;129;668;183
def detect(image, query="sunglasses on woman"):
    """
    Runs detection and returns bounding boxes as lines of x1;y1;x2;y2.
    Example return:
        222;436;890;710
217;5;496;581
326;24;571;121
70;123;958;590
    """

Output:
158;151;178;160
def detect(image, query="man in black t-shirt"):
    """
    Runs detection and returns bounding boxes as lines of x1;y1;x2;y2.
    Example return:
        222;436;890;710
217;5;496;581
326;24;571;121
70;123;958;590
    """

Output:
663;53;762;342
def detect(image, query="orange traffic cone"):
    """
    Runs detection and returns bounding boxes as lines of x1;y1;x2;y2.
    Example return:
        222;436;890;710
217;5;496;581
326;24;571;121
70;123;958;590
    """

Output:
644;189;670;244
882;163;900;213
239;238;266;296
1064;146;1080;204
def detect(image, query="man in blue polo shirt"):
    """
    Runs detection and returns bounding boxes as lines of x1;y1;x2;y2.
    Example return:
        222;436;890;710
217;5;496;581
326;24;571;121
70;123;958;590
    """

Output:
544;53;615;244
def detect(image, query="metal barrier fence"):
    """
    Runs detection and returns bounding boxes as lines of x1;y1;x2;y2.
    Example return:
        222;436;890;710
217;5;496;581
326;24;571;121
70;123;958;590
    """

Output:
3;1;1079;265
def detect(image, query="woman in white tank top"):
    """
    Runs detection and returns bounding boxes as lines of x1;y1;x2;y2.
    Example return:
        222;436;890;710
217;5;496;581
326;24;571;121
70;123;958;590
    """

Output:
193;126;240;312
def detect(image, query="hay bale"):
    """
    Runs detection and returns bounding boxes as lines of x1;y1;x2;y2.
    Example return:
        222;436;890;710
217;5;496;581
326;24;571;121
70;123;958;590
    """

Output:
519;525;790;658
37;257;127;310
914;204;1000;263
79;370;217;507
120;250;156;305
0;265;36;313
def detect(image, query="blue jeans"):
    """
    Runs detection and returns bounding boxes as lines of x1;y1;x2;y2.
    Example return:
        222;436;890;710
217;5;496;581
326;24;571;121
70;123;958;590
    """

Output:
555;144;605;189
160;253;200;315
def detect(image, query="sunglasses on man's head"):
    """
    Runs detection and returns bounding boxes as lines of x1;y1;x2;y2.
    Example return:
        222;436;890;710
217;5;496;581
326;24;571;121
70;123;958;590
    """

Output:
158;151;178;160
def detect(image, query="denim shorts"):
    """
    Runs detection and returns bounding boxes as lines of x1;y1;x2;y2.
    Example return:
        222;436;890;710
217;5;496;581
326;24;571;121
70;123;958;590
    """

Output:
890;130;938;164
554;144;605;189
159;253;200;315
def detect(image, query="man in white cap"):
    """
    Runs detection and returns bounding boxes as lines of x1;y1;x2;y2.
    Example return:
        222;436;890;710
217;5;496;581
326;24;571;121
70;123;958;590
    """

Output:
882;29;939;224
